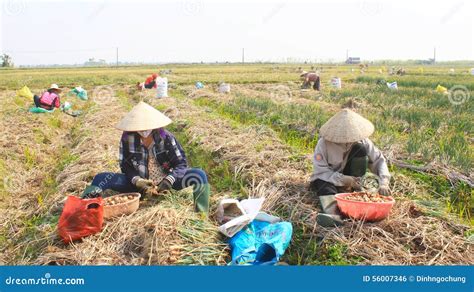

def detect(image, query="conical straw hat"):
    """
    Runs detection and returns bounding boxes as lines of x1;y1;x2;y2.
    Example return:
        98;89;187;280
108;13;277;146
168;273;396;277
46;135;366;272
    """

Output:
320;109;374;143
115;101;172;131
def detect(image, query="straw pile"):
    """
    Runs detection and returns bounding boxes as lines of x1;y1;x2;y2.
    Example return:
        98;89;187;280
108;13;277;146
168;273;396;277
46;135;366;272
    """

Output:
0;90;76;264
36;188;227;265
322;200;472;265
34;86;227;265
149;88;473;265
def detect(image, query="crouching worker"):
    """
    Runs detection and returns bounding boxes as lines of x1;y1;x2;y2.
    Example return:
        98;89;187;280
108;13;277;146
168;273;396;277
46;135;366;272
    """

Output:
33;84;61;110
82;101;210;213
136;73;158;90
300;71;320;91
309;109;391;227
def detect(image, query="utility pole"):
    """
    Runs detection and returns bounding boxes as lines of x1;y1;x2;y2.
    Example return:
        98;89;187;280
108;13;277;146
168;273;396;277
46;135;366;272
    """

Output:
346;49;348;60
433;47;436;63
116;47;119;67
242;48;245;64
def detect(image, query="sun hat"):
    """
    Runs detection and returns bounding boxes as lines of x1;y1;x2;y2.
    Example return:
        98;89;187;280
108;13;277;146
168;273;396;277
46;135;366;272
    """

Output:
49;84;62;92
115;101;172;131
300;71;308;77
319;109;374;143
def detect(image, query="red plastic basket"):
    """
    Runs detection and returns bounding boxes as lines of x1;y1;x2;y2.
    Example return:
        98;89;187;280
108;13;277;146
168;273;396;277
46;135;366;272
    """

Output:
335;193;395;221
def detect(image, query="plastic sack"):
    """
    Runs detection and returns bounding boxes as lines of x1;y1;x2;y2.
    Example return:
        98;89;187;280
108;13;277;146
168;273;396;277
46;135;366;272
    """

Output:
218;198;264;237
156;77;168;98
436;84;448;93
17;86;33;99
61;101;72;111
470;68;474;76
58;196;104;244
69;86;88;101
195;81;204;89
386;82;398;90
229;218;293;265
330;77;342;89
218;83;231;93
29;107;55;114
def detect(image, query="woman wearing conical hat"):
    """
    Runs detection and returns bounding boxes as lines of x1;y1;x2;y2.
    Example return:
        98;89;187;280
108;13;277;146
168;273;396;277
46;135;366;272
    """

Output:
310;109;391;227
82;101;210;213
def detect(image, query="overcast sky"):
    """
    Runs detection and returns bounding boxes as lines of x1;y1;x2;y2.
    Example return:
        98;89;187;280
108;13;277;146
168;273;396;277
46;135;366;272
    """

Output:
0;0;472;65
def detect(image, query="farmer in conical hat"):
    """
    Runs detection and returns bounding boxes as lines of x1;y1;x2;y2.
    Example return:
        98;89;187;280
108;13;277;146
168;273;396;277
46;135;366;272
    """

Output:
310;109;391;227
82;101;210;213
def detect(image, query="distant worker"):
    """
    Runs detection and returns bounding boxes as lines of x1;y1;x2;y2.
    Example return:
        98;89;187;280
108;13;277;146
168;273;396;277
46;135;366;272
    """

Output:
396;68;406;76
300;71;320;91
33;84;61;110
137;73;159;90
309;109;391;227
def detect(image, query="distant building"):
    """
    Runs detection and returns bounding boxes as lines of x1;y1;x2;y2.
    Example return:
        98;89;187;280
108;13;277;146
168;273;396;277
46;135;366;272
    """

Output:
345;57;361;64
417;58;435;65
84;58;107;66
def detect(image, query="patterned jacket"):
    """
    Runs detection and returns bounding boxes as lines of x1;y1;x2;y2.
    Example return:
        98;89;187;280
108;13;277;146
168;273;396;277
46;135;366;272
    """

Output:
119;129;188;185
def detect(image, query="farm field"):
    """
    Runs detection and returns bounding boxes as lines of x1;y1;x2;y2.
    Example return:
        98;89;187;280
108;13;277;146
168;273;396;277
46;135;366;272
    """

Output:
0;64;472;265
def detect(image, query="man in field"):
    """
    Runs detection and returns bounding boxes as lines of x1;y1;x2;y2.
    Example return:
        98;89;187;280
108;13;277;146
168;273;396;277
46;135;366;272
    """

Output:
309;109;391;227
300;71;321;91
81;102;210;213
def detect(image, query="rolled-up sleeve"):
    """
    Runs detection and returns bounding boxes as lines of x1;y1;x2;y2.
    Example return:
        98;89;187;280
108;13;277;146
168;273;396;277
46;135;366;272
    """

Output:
311;139;345;186
363;139;391;184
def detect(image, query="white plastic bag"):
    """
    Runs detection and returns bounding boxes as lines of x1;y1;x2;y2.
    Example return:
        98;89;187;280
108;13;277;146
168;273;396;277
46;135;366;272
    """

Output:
387;82;398;90
217;198;264;237
470;68;474;76
218;83;231;93
216;199;246;224
156;77;168;98
331;77;342;89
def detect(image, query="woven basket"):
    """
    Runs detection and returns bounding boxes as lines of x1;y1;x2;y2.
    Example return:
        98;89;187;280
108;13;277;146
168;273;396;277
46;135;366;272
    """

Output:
103;193;141;219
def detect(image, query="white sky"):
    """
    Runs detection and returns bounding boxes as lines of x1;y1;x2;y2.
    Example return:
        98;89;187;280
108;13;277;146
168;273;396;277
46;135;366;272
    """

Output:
0;0;473;65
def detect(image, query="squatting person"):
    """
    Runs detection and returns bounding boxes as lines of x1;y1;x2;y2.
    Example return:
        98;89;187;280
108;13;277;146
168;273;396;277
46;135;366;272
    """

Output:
82;101;210;213
137;73;159;90
300;71;321;91
309;109;391;227
33;83;61;110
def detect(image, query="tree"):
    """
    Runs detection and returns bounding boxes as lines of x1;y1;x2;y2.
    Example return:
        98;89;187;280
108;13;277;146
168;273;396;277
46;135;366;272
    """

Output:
1;54;14;67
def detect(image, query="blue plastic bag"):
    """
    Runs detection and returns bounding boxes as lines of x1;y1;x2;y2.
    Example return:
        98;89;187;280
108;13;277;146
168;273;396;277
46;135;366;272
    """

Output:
29;107;55;114
69;87;88;100
229;220;292;265
195;81;204;89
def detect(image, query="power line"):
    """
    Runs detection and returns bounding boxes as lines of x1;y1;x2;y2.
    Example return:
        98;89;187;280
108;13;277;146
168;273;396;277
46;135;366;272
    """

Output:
2;48;116;54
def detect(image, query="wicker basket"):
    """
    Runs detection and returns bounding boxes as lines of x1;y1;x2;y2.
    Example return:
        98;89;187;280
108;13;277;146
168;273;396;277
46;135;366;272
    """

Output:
103;193;141;219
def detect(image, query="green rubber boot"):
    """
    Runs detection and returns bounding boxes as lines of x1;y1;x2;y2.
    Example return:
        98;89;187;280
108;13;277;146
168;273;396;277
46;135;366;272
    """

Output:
81;185;103;199
193;183;210;213
316;195;344;227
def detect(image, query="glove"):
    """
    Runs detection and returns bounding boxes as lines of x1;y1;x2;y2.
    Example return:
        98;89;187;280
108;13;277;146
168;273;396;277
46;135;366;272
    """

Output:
340;175;361;189
158;178;173;192
135;178;154;190
378;184;392;196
